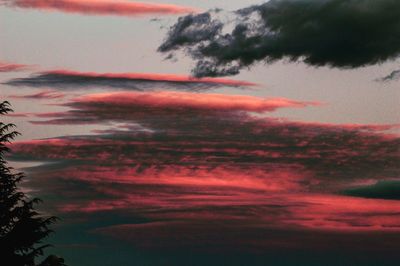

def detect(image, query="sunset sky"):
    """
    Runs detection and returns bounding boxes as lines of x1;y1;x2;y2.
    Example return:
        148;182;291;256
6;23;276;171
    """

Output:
1;0;400;265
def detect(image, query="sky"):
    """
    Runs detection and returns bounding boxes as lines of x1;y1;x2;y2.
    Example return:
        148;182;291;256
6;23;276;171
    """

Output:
1;0;400;265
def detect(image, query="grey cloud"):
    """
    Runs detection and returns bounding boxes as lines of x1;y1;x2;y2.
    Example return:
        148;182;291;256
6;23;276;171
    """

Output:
159;0;400;77
376;69;400;82
343;180;400;200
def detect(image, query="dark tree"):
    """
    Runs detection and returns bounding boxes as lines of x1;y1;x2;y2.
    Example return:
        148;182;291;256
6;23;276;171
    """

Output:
0;101;64;266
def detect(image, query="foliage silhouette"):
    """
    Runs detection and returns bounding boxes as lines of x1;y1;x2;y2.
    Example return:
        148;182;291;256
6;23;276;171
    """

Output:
0;101;66;266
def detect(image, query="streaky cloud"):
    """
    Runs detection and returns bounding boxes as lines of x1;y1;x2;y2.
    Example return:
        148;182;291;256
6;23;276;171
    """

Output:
25;91;319;125
0;61;31;72
4;70;257;91
93;217;400;251
8;90;65;100
1;0;197;17
66;91;319;112
10;91;400;206
7;90;400;251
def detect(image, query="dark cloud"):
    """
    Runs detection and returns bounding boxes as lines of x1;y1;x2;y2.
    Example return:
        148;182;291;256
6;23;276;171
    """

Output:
4;70;256;90
8;90;65;100
376;69;400;82
159;0;400;77
158;12;224;54
7;91;400;253
94;220;400;252
343;180;400;200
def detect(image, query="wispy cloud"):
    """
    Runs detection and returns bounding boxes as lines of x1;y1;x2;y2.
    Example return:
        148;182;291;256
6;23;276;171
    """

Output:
8;90;65;100
0;61;31;72
25;91;318;124
1;0;197;17
4;70;256;91
376;69;400;82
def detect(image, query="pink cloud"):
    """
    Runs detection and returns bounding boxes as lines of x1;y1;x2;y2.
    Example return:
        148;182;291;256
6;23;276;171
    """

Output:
7;89;400;249
5;69;257;90
0;61;31;72
43;69;257;87
71;91;318;112
3;0;197;16
23;91;318;125
282;193;400;231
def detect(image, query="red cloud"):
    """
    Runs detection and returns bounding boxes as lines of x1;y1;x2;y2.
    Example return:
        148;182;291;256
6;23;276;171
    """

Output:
7;89;400;251
24;91;318;125
3;0;197;16
5;69;257;90
282;194;400;231
9;131;400;252
0;61;30;72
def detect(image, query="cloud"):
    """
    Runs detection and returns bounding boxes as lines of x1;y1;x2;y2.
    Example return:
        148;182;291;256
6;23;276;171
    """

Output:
25;91;318;124
343;180;400;200
7;91;400;252
8;90;65;100
376;69;400;82
93;218;400;253
0;61;31;72
11;91;399;187
4;70;256;90
159;0;400;77
1;0;196;17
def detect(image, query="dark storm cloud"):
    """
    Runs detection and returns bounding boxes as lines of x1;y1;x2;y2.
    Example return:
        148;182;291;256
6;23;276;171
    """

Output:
343;180;400;200
159;12;223;50
4;70;256;90
159;0;400;77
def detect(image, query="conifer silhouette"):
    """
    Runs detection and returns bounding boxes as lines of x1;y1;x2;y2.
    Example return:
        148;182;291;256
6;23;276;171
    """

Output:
0;101;65;266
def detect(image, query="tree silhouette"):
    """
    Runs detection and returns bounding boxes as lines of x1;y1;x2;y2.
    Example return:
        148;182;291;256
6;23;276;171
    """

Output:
0;101;65;266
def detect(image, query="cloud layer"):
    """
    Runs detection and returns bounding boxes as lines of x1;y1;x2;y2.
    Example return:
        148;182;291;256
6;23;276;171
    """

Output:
4;70;256;90
24;91;319;124
8;91;400;253
1;0;196;17
159;0;400;77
